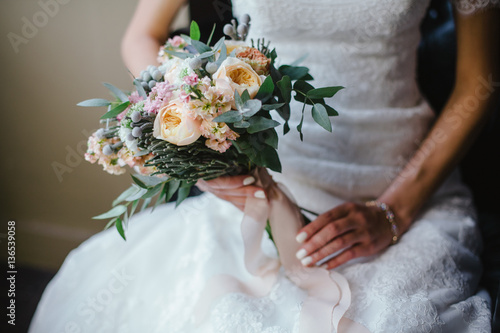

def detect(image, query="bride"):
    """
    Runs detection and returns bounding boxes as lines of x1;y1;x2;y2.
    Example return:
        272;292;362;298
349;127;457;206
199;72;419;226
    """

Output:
30;0;499;332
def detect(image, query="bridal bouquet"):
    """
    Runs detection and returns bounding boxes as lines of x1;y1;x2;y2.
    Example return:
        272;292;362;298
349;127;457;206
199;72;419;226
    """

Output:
81;16;342;239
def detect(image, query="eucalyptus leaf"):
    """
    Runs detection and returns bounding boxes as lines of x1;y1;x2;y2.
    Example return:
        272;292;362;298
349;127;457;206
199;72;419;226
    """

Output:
126;186;148;201
234;90;244;110
142;183;163;198
215;42;227;66
93;205;128;220
176;183;192;207
206;24;217;46
166;179;181;202
133;174;166;187
164;50;194;59
100;101;130;119
141;197;152;211
247;117;280;134
262;103;285;111
134;79;147;99
103;82;129;102
233;120;250;128
311;104;332;132
131;174;148;189
259;146;282;172
113;185;139;206
213;110;243;123
212;36;225;52
191;39;212;54
77;98;111;107
307;86;344;99
198;50;215;59
241;99;262;117
115;217;126;240
190;20;201;41
277;75;292;103
324;104;339;116
240;90;251;104
263;129;279;148
278;65;309;80
255;76;274;102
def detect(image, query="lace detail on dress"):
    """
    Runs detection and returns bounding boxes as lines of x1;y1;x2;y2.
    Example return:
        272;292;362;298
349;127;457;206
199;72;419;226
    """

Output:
451;296;492;333
451;0;500;14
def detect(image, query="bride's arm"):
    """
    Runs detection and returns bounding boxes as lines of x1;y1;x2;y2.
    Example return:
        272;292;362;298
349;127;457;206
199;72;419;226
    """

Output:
121;0;186;76
296;8;500;269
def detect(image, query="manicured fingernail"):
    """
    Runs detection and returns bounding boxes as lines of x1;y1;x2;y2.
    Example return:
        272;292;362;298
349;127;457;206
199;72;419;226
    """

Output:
301;256;313;266
243;176;255;186
254;190;266;199
296;248;308;260
296;232;308;243
321;264;329;270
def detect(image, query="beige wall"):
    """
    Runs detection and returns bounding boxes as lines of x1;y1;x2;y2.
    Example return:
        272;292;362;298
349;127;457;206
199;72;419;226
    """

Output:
0;0;188;271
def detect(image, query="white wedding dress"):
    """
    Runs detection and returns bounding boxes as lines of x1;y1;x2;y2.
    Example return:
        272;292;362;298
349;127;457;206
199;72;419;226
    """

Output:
30;1;498;332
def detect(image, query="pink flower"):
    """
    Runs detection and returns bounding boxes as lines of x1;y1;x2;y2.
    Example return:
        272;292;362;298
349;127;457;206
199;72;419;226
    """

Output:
168;36;185;47
183;72;199;86
144;82;174;114
179;90;191;103
205;138;232;153
128;91;144;104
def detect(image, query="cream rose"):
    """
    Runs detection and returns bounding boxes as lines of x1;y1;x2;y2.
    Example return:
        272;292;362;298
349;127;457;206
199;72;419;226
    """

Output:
153;99;202;146
212;57;263;99
224;40;248;54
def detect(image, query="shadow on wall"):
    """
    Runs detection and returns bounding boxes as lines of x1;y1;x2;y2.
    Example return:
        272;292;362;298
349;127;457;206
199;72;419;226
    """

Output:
0;0;189;272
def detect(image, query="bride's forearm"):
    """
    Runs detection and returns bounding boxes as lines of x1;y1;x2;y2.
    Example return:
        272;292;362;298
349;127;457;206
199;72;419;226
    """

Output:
379;9;500;233
378;79;499;232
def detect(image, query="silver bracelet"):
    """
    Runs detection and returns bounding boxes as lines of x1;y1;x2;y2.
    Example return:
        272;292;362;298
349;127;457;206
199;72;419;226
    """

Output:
366;201;399;245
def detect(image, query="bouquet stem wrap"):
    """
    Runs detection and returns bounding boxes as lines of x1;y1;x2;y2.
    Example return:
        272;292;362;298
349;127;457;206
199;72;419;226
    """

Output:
194;168;370;333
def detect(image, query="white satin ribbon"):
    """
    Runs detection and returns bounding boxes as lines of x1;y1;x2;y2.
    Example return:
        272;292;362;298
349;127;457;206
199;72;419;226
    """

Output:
194;168;370;333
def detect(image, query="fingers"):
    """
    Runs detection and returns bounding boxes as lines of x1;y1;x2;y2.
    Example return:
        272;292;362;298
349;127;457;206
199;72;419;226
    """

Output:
295;217;355;266
321;245;365;270
295;203;351;244
200;175;257;190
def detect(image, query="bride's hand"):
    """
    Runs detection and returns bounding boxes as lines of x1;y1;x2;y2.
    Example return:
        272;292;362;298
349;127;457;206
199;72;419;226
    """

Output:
196;175;266;211
295;202;397;269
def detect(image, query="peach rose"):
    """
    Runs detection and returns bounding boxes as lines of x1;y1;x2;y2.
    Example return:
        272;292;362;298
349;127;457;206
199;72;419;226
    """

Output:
212;57;263;99
153;99;202;146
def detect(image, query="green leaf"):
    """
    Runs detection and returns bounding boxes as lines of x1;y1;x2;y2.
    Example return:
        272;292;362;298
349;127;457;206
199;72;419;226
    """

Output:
233;120;250;128
306;86;344;99
277;75;292;103
166;179;181;202
240;89;251;104
263;129;279;148
103;82;129;102
133;79;147;99
241;99;262;118
164;50;194;59
215;42;227;66
247;117;280;134
129;199;140;218
131;174;148;189
290;53;309;66
113;185;139;206
142;183;163;199
255;76;274;102
190;20;201;41
191;39;212;54
100;101;130;119
213;110;243;123
141;197;152;211
133;174;166;187
259;146;282;172
206;24;217;45
115;217;126;240
278;65;309;80
324;104;339;116
311;104;332;132
293;80;325;105
262;103;285;111
93;205;127;220
176;183;192;207
234;89;243;110
126;185;148;201
77;98;111;107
